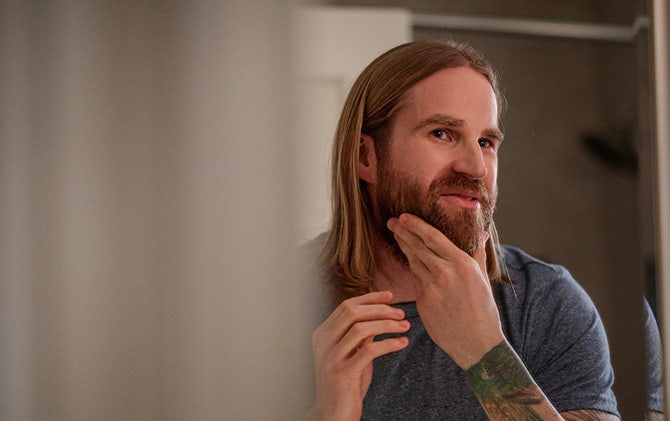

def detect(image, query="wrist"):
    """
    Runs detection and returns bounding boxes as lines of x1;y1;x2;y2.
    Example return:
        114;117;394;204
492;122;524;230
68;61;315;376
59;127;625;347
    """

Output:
451;331;505;369
464;340;532;384
464;340;545;417
464;340;542;401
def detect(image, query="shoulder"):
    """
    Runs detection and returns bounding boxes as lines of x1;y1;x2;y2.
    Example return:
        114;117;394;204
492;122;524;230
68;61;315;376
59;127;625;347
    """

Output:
299;232;328;265
495;246;608;370
501;245;571;282
299;232;340;324
497;244;599;329
499;245;590;305
496;246;617;416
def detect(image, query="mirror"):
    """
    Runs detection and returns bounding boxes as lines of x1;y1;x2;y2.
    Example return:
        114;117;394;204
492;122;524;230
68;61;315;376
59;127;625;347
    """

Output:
298;1;663;418
650;0;670;414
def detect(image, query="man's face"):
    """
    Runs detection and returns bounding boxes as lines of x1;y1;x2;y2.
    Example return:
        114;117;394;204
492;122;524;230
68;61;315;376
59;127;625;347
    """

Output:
368;66;501;260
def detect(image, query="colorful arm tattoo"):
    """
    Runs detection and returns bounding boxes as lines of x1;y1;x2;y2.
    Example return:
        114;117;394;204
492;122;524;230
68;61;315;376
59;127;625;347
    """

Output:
465;341;544;420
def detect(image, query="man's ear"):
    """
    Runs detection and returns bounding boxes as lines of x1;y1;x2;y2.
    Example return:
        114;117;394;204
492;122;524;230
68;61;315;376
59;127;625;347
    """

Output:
358;134;377;184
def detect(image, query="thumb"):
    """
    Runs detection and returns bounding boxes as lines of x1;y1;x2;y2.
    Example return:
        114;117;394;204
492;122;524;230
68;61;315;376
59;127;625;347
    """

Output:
473;231;490;276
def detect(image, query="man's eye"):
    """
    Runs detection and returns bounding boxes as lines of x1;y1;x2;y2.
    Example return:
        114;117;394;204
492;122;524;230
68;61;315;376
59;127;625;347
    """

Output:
478;138;494;149
431;129;451;140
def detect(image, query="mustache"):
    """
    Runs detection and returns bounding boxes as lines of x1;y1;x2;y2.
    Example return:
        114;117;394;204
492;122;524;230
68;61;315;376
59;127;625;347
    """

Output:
428;174;494;206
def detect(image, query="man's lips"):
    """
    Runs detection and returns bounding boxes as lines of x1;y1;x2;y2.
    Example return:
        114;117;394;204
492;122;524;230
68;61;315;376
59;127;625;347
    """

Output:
439;190;482;210
445;189;480;200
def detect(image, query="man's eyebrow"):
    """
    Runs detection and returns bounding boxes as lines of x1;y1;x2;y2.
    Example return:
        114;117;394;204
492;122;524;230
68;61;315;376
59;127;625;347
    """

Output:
484;127;505;142
417;113;504;141
416;114;464;130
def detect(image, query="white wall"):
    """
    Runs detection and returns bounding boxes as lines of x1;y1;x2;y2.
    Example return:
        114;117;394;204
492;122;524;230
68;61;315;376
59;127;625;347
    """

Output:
291;6;412;242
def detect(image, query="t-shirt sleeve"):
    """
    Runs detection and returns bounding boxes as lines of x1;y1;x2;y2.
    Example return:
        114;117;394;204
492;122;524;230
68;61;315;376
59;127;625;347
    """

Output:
520;264;618;416
644;297;664;413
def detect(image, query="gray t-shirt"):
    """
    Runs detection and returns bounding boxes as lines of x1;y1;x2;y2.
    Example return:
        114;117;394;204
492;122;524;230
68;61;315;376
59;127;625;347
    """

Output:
644;297;664;413
361;245;619;420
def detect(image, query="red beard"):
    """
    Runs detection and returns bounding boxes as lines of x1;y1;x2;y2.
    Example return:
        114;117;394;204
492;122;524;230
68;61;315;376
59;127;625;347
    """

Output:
375;163;497;263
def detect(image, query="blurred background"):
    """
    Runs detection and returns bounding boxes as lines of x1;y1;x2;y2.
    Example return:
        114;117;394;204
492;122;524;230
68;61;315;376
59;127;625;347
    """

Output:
1;0;669;420
1;1;312;419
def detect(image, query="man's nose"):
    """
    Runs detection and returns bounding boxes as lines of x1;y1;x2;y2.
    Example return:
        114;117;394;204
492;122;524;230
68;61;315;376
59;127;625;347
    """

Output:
451;139;487;179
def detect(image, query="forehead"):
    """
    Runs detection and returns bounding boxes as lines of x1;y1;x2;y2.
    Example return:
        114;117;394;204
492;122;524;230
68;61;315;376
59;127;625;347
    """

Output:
399;66;499;127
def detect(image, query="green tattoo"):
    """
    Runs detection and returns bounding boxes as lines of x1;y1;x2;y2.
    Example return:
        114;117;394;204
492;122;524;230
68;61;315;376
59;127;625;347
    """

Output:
465;341;544;420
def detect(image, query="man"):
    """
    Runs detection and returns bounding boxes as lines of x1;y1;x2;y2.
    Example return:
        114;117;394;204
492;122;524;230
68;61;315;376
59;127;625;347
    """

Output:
307;40;620;420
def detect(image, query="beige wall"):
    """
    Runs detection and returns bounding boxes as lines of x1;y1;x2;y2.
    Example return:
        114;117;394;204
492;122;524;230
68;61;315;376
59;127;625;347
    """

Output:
0;1;312;419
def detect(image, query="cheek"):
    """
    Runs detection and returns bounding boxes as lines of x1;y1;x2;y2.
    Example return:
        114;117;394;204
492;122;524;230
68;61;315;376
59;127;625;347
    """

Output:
390;150;437;184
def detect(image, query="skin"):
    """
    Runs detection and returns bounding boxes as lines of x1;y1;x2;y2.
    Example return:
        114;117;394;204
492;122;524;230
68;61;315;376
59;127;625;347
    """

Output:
310;67;619;420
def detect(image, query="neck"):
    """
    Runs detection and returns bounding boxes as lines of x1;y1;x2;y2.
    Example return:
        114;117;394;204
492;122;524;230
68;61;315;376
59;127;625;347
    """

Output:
371;240;417;303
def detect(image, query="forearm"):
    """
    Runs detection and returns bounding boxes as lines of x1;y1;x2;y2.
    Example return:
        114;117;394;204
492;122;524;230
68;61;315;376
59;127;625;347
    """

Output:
465;340;561;420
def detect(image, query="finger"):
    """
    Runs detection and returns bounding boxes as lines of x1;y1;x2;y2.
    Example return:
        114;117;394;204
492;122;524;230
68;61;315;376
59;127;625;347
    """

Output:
324;291;399;330
349;336;409;372
387;216;441;273
334;318;410;361
390;216;455;283
316;292;405;347
395;232;453;299
346;290;394;306
387;216;428;256
329;292;406;327
392;214;489;280
472;232;489;275
393;213;461;259
393;234;431;281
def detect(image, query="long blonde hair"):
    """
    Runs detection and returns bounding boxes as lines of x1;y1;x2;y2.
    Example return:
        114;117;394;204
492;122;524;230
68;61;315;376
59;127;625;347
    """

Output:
322;40;508;300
